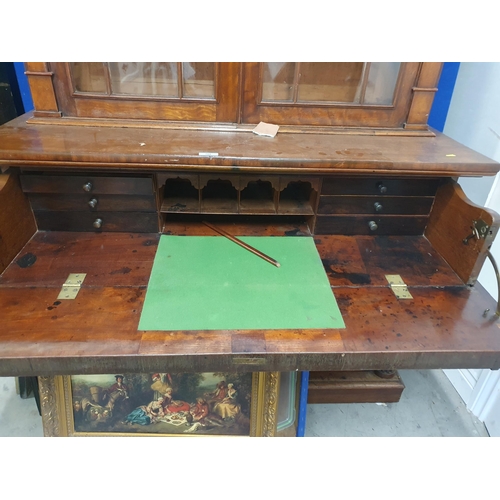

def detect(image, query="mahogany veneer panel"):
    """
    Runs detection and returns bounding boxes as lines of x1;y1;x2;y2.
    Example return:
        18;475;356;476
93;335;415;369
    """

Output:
315;215;428;235
425;181;500;285
0;232;159;287
1;232;500;376
0;174;37;273
316;235;463;288
20;174;153;195
28;193;157;212
317;196;434;215
307;370;405;404
321;178;441;196
33;211;159;232
1;284;500;376
1;114;499;176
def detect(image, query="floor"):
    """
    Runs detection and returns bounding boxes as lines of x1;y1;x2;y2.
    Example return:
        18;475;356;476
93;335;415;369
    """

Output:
305;369;489;437
0;369;488;437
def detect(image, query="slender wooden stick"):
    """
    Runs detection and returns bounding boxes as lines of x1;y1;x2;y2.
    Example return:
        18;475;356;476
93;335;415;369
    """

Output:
202;221;280;268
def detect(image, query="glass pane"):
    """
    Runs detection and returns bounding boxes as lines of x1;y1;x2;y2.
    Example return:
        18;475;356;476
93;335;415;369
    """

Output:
297;62;365;103
182;62;215;98
364;62;401;105
71;62;107;93
109;62;178;97
261;62;295;101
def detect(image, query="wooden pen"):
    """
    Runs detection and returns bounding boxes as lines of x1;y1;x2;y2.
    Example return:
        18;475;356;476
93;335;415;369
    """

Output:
202;221;280;268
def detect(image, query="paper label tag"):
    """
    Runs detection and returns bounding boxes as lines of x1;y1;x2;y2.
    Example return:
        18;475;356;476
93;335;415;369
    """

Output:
252;122;279;138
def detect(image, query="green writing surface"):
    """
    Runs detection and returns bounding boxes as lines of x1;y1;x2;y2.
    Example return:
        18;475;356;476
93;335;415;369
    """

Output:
139;235;345;331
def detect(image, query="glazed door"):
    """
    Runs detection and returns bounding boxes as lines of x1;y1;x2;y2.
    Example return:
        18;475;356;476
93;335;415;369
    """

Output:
241;62;425;128
49;62;240;123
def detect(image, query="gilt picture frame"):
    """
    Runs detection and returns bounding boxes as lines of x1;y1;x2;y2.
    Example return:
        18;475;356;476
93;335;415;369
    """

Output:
38;371;280;437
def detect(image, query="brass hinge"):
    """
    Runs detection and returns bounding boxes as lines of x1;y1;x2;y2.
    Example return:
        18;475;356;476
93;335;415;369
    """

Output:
385;274;413;300
57;273;86;300
463;219;490;245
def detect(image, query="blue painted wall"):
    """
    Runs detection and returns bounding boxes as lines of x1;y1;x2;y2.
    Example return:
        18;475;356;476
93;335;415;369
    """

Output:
428;62;460;132
13;62;33;112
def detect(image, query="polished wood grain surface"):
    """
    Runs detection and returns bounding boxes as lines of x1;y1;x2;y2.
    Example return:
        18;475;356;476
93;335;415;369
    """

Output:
20;174;154;195
0;232;159;287
314;215;429;235
425;181;500;285
28;193;156;212
317;196;434;215
315;235;463;287
0;114;498;176
1;231;500;376
0;173;37;273
2;62;499;394
307;370;405;404
33;211;159;232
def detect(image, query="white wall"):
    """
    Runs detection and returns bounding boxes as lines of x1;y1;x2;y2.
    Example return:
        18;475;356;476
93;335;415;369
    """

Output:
444;62;500;297
441;63;500;434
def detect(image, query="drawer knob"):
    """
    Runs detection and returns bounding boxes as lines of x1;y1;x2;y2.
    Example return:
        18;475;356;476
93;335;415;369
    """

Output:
374;202;383;212
93;218;102;229
377;182;387;194
83;182;93;192
88;198;98;208
368;220;378;231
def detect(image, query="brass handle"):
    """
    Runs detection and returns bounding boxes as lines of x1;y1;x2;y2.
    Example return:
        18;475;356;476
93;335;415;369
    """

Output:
374;202;383;212
93;218;102;229
88;198;98;208
368;220;378;231
377;182;387;194
83;182;93;192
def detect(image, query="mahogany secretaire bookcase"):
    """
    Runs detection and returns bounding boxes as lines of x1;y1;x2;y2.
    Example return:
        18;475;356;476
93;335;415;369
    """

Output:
1;62;500;436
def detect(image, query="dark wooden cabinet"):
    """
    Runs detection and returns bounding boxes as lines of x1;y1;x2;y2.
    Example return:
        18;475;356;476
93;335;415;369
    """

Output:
25;62;441;132
20;173;158;232
1;62;500;435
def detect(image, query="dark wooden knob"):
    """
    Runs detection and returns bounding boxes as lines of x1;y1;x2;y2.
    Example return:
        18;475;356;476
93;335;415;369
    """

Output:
93;218;102;229
83;182;93;192
88;198;98;208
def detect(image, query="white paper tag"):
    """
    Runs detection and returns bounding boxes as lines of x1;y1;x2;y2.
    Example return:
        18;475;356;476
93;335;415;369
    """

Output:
252;122;279;138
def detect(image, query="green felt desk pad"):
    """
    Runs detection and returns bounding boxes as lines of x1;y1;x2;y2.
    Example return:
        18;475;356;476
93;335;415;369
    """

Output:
138;235;345;331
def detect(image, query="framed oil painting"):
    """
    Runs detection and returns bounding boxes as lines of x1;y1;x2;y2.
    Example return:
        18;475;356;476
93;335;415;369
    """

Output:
38;371;280;437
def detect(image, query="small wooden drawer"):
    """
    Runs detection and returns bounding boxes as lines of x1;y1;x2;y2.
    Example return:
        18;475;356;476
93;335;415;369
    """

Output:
318;195;434;215
28;193;156;212
308;371;405;404
315;215;429;235
33;211;159;232
321;177;441;196
20;174;154;195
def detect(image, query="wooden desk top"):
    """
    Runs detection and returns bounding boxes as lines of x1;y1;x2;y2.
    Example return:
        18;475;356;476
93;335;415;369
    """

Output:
0;114;498;177
1;231;499;377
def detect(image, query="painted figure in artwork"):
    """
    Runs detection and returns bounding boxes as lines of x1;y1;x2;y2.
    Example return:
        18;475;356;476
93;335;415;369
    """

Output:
124;396;165;425
106;375;129;400
150;373;173;398
213;383;241;419
183;397;225;432
161;387;190;413
189;397;209;423
71;372;252;435
103;374;131;417
205;380;228;405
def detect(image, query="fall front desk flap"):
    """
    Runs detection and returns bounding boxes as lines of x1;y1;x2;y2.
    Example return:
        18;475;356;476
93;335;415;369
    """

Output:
139;235;345;331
